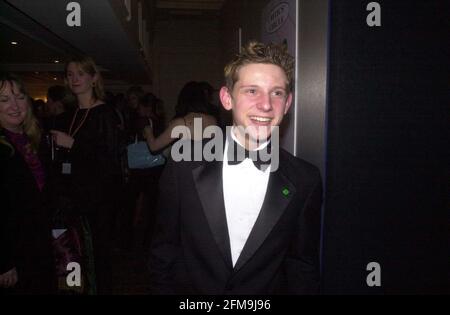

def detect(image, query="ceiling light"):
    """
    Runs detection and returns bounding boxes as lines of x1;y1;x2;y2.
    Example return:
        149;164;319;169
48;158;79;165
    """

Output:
54;60;60;63
11;41;18;45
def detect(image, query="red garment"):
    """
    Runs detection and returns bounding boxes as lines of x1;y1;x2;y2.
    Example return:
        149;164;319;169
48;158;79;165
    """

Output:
4;129;46;191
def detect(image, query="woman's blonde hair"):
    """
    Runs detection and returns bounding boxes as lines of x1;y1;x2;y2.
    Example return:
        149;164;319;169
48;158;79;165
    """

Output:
65;55;105;102
0;73;41;154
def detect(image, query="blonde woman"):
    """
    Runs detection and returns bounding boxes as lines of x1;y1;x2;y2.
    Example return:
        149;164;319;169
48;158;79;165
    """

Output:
49;55;121;294
0;73;54;294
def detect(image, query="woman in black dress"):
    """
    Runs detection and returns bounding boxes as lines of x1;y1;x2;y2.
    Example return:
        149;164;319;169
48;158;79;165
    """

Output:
0;73;54;294
50;55;121;294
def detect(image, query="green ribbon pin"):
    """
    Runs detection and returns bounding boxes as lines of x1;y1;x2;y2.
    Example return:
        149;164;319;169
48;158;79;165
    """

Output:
282;188;290;197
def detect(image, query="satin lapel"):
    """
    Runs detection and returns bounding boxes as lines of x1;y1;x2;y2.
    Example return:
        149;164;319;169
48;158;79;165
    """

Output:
192;160;233;269
233;164;296;272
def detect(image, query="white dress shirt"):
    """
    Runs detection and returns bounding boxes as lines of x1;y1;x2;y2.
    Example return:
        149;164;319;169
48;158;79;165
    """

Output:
222;131;271;267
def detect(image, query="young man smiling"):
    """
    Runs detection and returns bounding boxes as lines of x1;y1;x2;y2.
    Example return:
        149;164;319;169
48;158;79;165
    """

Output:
148;41;323;295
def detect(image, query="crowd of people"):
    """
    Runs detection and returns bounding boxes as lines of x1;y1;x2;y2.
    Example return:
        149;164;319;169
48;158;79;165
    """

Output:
1;41;322;295
0;55;220;294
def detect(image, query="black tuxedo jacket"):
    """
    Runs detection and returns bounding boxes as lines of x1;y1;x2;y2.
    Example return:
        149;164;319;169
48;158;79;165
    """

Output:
148;140;322;295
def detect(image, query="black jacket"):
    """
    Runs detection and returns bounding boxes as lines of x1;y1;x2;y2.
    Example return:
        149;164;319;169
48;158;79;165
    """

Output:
52;103;122;216
148;139;323;295
0;129;54;293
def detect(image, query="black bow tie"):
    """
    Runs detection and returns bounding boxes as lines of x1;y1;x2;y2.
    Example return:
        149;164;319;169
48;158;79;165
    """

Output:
227;139;271;171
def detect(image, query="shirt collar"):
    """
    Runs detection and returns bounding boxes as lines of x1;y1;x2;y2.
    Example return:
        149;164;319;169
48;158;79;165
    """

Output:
231;126;270;152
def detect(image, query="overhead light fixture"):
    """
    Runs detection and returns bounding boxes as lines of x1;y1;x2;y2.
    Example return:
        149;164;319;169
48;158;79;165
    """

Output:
54;60;60;63
53;77;58;81
11;41;18;45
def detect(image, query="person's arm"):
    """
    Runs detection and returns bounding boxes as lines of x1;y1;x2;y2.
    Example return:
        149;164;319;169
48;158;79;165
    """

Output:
285;171;323;294
143;118;183;152
147;156;181;294
49;130;74;149
0;147;20;288
0;192;16;279
0;268;18;288
0;208;17;287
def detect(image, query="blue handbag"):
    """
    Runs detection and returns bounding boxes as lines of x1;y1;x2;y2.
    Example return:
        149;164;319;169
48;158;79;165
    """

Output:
127;137;166;169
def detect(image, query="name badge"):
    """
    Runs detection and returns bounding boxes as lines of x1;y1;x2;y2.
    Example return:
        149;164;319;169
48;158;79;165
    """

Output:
62;162;72;175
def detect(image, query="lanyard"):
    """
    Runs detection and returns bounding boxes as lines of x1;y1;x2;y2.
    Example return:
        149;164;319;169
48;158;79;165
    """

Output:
68;107;91;138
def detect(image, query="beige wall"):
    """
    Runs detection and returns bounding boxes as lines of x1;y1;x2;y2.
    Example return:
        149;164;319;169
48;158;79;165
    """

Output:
152;18;222;121
220;0;268;67
146;1;270;123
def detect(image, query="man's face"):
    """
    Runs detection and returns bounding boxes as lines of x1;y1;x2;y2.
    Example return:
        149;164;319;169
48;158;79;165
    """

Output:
220;63;292;147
